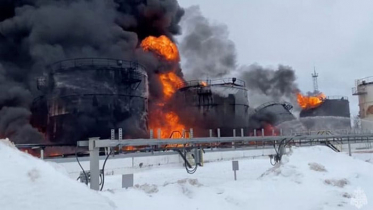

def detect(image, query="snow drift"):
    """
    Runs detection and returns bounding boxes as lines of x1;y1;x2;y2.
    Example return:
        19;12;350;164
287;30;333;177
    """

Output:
1;137;373;210
102;146;373;210
0;139;115;210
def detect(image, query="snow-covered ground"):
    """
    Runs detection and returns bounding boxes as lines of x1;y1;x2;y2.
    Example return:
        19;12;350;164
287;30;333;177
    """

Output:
1;138;372;210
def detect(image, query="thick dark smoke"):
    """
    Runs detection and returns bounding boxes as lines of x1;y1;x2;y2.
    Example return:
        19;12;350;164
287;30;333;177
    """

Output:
179;6;299;108
178;6;301;130
179;6;236;80
0;0;184;143
0;64;43;143
238;64;299;108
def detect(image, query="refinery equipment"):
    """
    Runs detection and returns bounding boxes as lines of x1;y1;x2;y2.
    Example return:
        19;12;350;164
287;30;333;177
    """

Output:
299;96;351;130
353;77;373;120
249;101;296;130
300;96;350;118
31;58;149;144
174;78;251;136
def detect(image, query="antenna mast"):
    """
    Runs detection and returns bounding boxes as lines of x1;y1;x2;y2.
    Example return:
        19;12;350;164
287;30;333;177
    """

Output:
312;67;319;93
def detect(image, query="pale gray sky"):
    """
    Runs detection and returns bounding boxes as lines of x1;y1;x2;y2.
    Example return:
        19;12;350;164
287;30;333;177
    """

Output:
177;0;373;116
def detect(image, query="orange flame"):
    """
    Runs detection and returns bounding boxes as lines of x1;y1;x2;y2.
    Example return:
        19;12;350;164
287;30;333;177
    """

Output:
200;81;207;87
140;35;179;62
141;36;185;139
159;72;184;99
297;92;326;109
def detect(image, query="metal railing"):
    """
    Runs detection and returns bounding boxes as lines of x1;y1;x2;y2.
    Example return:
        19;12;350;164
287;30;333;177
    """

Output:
47;58;146;74
326;95;348;100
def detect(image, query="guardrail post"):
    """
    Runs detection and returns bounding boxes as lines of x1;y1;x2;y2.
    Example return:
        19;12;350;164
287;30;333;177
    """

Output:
119;128;122;140
241;128;244;137
89;137;100;190
217;128;221;138
190;128;193;138
232;129;236;149
254;129;256;136
348;138;352;156
157;129;161;139
150;129;154;139
209;129;213;137
40;147;44;159
111;129;115;140
262;128;264;136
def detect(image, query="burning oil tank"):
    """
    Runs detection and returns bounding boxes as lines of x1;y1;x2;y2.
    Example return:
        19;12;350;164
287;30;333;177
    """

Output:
299;96;351;130
248;102;296;131
31;58;149;143
174;78;250;136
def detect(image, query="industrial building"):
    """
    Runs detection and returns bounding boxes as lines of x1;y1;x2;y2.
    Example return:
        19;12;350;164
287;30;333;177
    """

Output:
352;76;373;129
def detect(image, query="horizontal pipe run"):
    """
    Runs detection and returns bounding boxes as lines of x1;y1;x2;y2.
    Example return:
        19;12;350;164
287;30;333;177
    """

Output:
80;133;373;149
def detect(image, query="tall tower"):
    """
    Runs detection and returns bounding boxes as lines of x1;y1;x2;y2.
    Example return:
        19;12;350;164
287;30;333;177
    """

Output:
312;67;319;93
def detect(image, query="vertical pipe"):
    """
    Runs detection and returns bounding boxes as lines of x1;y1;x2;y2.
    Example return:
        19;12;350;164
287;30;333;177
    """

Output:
217;128;221;138
89;137;100;191
209;129;213;137
241;128;244;137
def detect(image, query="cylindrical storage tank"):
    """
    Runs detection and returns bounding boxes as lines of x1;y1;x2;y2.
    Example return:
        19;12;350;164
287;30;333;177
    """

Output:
174;78;250;137
352;77;373;129
299;96;351;130
31;58;148;144
249;102;296;130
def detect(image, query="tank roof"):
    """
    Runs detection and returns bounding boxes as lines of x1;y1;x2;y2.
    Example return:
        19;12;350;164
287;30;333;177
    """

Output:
179;78;246;90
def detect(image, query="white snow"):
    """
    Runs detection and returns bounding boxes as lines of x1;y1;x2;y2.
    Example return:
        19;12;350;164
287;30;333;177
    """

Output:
0;139;115;210
1;138;373;210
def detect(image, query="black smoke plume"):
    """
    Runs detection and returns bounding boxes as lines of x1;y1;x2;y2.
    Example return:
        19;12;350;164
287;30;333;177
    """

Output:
0;0;184;143
238;64;299;108
178;6;300;131
179;6;236;80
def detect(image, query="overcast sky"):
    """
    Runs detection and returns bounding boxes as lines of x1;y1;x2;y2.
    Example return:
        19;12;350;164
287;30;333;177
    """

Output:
177;0;373;116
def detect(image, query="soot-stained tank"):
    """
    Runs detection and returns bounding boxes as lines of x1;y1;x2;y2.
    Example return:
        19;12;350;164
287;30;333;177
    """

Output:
31;58;149;143
249;102;296;130
174;78;250;137
299;96;351;130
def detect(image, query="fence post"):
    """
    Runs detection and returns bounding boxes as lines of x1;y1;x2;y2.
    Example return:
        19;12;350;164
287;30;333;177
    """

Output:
89;137;100;190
